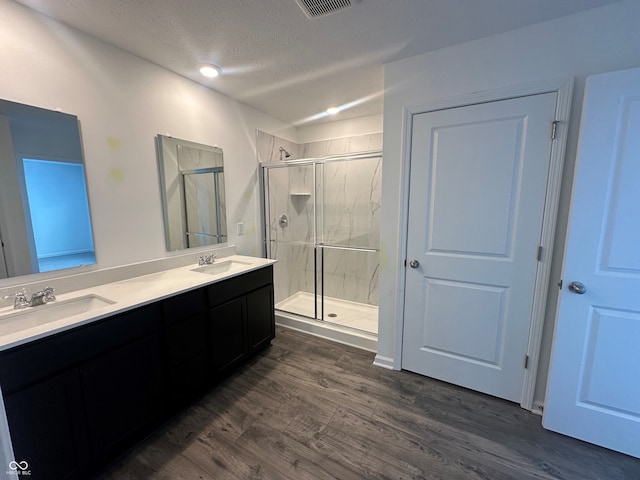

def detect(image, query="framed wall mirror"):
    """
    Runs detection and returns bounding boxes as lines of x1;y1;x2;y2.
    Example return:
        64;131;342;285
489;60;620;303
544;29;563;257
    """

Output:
155;135;227;251
0;99;96;280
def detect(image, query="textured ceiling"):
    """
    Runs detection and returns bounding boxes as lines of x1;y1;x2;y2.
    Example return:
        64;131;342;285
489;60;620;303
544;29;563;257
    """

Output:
13;0;623;125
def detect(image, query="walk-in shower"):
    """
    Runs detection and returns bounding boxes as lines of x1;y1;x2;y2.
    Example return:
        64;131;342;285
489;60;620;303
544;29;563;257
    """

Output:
261;152;381;350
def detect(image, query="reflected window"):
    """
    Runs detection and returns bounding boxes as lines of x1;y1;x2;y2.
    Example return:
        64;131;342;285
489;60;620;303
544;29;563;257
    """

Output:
22;158;95;272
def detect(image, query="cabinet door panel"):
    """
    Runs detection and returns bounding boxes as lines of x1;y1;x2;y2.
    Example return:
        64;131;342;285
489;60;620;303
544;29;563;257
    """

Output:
80;333;163;465
167;352;207;407
210;297;246;374
246;285;275;353
4;369;88;480
165;313;206;365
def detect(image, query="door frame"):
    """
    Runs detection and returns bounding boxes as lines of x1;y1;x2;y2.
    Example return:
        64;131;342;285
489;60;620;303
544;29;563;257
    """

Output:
393;78;574;410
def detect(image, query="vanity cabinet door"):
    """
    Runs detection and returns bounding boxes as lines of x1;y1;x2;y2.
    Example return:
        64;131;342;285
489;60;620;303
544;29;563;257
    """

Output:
246;284;275;354
163;288;207;408
3;369;89;480
80;332;163;466
209;296;247;376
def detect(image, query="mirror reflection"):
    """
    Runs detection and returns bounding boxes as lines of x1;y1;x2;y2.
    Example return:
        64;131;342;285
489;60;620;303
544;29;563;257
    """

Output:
156;135;227;251
0;99;95;280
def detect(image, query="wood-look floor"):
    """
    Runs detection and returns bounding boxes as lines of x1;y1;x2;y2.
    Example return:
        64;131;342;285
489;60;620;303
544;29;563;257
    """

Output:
95;327;640;479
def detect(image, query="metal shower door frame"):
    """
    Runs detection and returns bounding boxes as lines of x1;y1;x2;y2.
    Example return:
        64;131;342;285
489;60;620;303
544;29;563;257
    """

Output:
260;151;382;323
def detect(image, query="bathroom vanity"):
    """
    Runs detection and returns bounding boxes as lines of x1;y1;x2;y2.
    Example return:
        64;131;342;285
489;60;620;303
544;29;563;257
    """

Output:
0;256;275;479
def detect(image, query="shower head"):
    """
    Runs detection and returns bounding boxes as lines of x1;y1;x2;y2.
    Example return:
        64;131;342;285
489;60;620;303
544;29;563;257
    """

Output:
279;147;291;160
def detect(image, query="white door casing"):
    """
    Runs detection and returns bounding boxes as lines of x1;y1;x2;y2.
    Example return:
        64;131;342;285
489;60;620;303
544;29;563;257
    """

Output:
402;93;557;403
543;67;640;458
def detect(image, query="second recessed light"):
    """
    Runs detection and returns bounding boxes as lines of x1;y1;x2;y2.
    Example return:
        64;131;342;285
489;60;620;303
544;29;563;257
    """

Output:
200;64;222;78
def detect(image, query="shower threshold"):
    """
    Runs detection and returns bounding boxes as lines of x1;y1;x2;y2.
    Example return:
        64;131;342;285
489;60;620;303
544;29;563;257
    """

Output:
275;291;378;352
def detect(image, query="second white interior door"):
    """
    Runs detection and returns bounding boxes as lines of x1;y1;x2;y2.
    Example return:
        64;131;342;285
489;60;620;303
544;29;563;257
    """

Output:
402;93;557;402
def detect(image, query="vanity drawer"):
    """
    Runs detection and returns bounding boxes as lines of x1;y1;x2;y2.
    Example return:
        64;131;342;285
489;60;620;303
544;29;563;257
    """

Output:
0;303;161;393
207;266;273;307
163;288;205;325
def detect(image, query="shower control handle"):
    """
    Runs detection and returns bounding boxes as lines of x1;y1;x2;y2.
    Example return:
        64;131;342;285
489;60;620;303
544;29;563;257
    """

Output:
409;259;420;268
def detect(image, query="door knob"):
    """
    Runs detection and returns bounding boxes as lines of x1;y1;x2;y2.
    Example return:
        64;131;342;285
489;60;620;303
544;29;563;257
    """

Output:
409;259;420;268
568;281;586;294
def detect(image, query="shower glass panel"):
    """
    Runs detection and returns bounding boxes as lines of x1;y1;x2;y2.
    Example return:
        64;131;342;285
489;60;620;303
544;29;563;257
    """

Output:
264;164;319;319
262;153;381;336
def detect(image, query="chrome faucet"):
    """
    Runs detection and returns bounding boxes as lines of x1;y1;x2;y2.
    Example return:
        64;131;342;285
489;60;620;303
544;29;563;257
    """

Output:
198;253;217;265
1;286;55;309
30;287;56;306
2;290;29;309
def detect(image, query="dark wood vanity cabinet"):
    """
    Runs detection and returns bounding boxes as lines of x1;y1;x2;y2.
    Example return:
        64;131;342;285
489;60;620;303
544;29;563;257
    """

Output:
246;284;276;353
0;265;274;479
2;369;89;480
208;266;275;377
163;288;208;409
0;304;163;480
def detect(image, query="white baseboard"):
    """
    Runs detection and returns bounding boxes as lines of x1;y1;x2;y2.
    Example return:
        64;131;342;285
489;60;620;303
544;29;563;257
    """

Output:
373;354;395;370
532;400;545;416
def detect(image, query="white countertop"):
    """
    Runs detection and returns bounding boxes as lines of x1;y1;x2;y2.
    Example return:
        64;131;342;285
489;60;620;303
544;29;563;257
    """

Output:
0;255;276;352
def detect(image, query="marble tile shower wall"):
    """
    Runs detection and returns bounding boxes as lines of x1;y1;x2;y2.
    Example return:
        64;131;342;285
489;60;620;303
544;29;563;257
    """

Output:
266;165;315;304
260;128;381;308
256;130;383;163
301;133;383;158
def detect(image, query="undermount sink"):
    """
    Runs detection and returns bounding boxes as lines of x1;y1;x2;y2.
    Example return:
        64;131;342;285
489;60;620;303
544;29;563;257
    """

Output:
191;259;253;276
0;294;115;337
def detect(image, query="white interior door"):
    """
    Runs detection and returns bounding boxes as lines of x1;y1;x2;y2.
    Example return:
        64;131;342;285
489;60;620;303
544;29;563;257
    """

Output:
402;93;557;402
543;68;640;458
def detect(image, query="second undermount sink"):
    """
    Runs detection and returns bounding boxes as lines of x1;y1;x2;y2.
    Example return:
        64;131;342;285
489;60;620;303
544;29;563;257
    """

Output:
0;294;116;337
191;259;253;276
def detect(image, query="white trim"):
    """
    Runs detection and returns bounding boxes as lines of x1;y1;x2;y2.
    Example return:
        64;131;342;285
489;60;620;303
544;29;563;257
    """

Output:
521;79;574;410
392;107;415;370
276;312;378;353
373;354;395;369
393;78;574;410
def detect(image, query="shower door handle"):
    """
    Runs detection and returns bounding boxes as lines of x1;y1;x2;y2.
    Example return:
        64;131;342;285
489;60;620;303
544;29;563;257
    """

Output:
409;259;420;268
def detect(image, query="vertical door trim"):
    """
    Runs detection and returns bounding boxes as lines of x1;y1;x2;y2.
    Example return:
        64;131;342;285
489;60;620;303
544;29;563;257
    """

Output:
393;78;574;410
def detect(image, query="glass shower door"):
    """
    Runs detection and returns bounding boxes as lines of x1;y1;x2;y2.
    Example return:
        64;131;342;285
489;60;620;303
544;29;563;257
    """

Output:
315;156;381;334
263;163;319;319
262;153;381;335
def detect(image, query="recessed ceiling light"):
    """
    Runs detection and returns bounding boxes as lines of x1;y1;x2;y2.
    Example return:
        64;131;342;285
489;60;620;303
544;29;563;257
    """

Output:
200;64;222;78
327;106;340;115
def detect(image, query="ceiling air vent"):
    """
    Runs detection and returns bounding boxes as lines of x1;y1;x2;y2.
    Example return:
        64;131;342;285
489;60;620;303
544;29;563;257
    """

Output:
294;0;360;19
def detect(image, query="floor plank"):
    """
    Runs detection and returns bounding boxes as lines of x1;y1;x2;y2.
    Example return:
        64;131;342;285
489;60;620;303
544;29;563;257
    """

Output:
95;326;640;479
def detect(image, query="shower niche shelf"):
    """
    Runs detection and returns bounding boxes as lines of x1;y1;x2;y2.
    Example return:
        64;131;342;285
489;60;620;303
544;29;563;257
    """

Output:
289;192;311;196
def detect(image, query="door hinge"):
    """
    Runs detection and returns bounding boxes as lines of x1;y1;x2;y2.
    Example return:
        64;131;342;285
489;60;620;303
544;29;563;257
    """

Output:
404;259;407;267
524;354;530;369
557;279;563;290
537;245;543;262
551;120;558;140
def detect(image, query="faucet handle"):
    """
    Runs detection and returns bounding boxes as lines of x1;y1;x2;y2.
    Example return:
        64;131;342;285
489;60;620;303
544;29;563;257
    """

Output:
43;286;56;302
2;289;29;309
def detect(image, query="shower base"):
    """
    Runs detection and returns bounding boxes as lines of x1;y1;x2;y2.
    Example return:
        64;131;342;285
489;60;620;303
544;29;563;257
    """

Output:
275;291;378;352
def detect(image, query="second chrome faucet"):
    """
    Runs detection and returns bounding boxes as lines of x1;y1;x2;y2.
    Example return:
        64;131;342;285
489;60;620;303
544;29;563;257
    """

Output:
198;253;217;266
2;287;56;309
